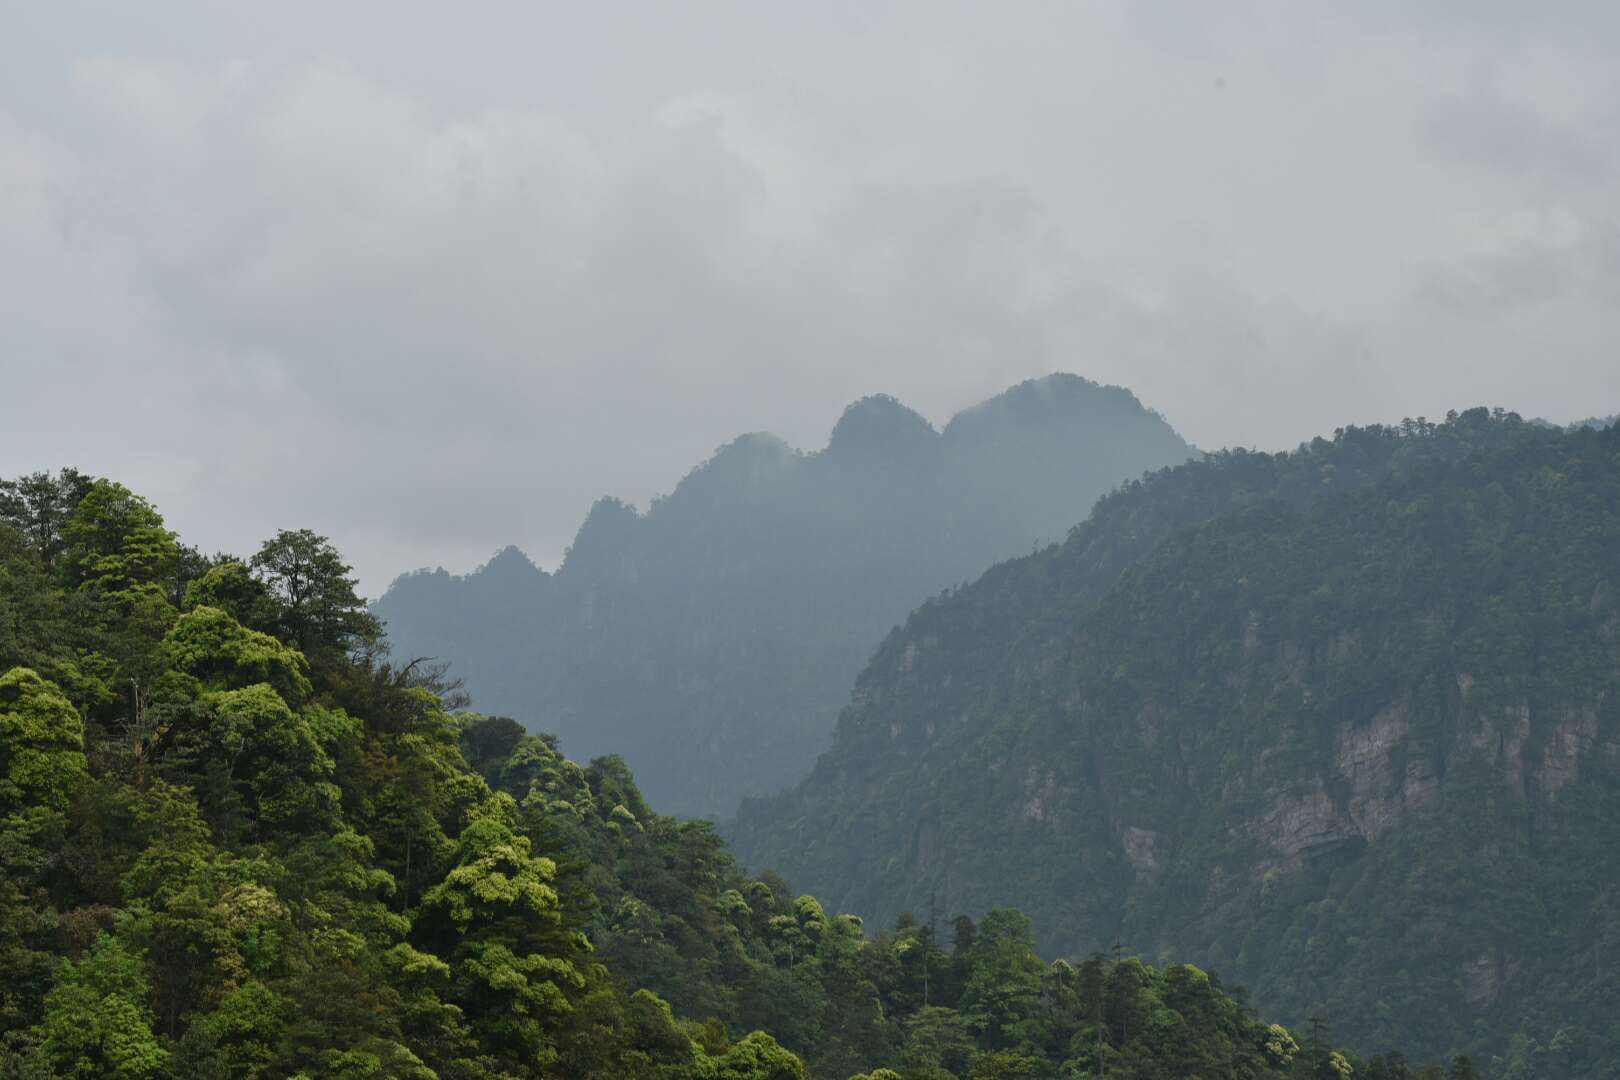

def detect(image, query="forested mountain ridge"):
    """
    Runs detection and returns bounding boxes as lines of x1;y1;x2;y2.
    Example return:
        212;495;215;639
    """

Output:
374;373;1196;819
730;410;1620;1073
0;469;1450;1078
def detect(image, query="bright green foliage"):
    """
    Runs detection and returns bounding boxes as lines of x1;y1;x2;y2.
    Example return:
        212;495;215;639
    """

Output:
41;479;192;732
57;481;170;587
0;667;89;1044
163;604;312;703
419;808;562;930
172;979;286;1077
414;805;597;1071
58;483;180;683
78;523;179;600
182;560;282;633
0;667;86;819
27;934;169;1079
708;1031;809;1080
205;683;342;833
733;411;1620;1072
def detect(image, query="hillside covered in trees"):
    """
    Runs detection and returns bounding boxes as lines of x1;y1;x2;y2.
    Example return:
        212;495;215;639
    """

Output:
373;374;1196;819
729;410;1620;1073
0;468;1463;1078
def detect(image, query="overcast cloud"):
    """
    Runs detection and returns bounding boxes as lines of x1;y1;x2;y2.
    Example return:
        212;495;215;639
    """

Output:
2;1;1617;593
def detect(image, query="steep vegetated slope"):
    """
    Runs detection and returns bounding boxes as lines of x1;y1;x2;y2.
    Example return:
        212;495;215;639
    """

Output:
0;470;1421;1079
731;410;1620;1073
375;374;1196;818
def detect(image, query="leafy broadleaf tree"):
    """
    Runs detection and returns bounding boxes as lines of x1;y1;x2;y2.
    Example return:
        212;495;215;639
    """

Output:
0;668;89;1040
415;796;594;1073
250;529;382;663
26;933;168;1079
182;561;281;635
0;468;95;571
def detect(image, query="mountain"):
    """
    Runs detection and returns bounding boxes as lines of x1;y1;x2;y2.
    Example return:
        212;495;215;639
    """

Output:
729;409;1620;1072
0;470;1420;1079
373;374;1197;819
1533;414;1618;432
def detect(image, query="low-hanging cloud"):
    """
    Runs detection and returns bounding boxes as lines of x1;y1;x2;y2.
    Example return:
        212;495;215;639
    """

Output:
2;1;1618;592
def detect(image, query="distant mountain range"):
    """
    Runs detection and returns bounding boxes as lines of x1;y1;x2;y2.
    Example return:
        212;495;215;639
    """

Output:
373;373;1197;818
729;409;1620;1069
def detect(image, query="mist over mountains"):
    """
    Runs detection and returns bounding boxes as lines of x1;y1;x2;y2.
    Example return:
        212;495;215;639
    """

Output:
8;394;1618;1075
374;373;1195;819
370;386;1620;1069
11;4;1620;1075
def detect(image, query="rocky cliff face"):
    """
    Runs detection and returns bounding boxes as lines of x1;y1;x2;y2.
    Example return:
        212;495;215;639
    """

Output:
730;411;1620;1067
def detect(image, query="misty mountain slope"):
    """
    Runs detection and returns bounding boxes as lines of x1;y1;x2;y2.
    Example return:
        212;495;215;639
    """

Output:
728;410;1620;1069
375;372;1196;818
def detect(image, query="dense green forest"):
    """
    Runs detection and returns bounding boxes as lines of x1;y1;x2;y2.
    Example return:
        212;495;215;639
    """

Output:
1;466;1475;1077
374;374;1195;819
731;410;1620;1074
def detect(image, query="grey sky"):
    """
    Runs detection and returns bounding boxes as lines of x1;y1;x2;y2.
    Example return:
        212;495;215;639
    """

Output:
3;1;1617;594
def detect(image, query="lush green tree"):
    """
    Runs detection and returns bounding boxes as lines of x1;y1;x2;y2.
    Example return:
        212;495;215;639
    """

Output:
0;527;79;690
250;529;381;661
900;1006;975;1075
966;1051;1045;1080
57;481;171;589
959;910;1045;1051
47;480;187;731
460;714;528;788
0;468;95;570
204;683;343;836
26;933;168;1079
0;666;87;822
182;560;281;635
709;1030;808;1080
161;605;312;703
171;979;286;1078
0;668;89;1042
415;799;591;1072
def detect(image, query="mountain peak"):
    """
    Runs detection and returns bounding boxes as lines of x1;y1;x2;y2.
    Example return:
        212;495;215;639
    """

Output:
700;431;798;473
560;497;640;576
477;544;543;580
376;373;1197;819
665;432;799;506
944;372;1148;436
824;394;938;460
